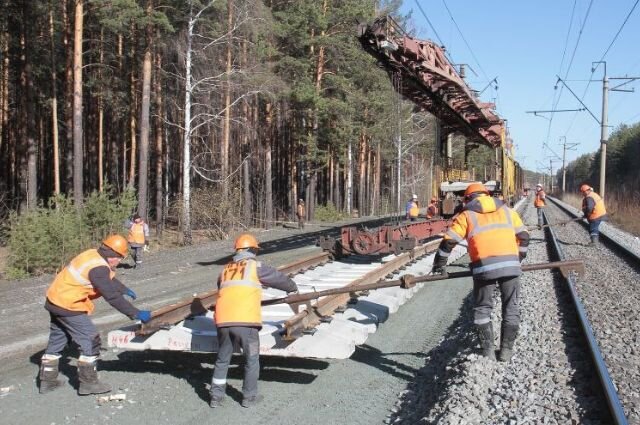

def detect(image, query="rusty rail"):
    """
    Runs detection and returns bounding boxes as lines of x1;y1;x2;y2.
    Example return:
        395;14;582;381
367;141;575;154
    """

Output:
137;251;332;335
280;239;442;339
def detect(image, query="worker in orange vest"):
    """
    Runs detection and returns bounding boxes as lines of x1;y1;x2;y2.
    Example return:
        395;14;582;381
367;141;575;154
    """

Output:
210;233;298;408
405;194;419;221
431;183;530;362
580;184;607;246
426;197;438;219
533;183;546;229
126;213;149;268
39;235;151;395
296;199;306;230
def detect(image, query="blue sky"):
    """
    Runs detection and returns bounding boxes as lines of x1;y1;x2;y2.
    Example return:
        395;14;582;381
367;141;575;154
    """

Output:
399;0;640;172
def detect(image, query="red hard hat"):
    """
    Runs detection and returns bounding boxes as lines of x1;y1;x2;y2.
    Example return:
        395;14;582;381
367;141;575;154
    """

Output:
580;184;592;193
235;233;259;250
464;183;489;197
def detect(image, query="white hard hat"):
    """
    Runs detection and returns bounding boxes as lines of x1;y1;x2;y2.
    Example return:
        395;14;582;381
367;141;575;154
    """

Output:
412;194;418;199
536;183;542;187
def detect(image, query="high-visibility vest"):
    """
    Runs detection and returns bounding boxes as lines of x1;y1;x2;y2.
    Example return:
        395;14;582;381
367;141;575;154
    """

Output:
584;192;607;221
444;196;525;280
427;203;438;219
46;249;114;314
534;190;546;208
215;258;262;328
409;201;419;218
128;222;146;244
297;204;305;218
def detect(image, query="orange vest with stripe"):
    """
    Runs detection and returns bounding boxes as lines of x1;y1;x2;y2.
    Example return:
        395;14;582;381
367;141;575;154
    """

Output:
584;192;607;221
534;190;546;208
215;258;262;328
409;201;419;218
128;222;145;244
427;203;438;219
46;249;114;314
445;196;524;279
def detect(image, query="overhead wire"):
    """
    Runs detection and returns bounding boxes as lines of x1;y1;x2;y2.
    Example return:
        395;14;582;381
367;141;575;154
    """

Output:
413;0;451;61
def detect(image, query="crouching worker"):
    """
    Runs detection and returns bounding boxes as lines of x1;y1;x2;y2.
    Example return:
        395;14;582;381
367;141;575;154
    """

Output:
39;235;152;395
210;233;298;408
431;183;529;362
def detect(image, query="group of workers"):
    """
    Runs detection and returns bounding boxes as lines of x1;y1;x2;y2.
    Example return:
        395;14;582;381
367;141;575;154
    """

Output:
38;181;606;407
405;194;438;220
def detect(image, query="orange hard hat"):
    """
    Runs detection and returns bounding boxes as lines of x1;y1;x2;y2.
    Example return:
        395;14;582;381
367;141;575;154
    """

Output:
235;233;259;250
580;184;592;193
102;234;128;257
464;183;489;197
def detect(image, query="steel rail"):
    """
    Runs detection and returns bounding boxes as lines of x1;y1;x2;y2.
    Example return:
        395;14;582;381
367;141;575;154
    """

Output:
280;239;442;339
137;251;332;335
542;210;628;424
547;196;640;263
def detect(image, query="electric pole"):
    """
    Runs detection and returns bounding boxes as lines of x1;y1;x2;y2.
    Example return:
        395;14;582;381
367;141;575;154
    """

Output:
559;136;579;193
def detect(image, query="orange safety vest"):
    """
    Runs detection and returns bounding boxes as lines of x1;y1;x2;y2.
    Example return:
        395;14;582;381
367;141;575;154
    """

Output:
409;201;419;218
297;203;305;218
215;258;262;328
128;222;146;244
426;203;438;219
583;192;607;221
46;249;114;314
444;196;525;280
534;190;546;208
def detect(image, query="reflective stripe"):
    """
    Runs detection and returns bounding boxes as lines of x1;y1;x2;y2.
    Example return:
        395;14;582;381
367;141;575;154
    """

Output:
67;258;107;287
474;317;491;325
212;378;227;385
473;260;521;274
437;249;451;257
445;230;464;242
467;206;513;239
514;225;527;233
518;246;528;253
219;280;262;289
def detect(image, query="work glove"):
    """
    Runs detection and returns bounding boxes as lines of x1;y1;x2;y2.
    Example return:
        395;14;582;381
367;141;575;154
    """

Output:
519;252;527;262
125;288;137;300
143;245;150;253
287;288;300;295
136;310;152;323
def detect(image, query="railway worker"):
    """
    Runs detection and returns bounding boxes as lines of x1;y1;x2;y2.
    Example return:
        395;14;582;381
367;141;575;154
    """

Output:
426;197;438;219
580;184;607;246
534;183;546;229
125;213;149;268
406;194;419;221
430;183;530;362
296;198;306;230
39;235;152;395
210;233;299;409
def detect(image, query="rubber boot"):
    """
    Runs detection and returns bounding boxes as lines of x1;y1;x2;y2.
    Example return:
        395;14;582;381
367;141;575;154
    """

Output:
590;235;599;247
498;324;519;362
39;357;63;394
77;361;111;395
209;384;225;408
475;323;496;360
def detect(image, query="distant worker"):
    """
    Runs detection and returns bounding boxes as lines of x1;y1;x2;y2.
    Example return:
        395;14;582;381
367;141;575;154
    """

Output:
534;183;546;229
210;233;299;408
426;197;438;219
431;183;529;362
126;213;149;268
296;199;306;230
580;185;607;246
39;235;151;395
405;194;419;221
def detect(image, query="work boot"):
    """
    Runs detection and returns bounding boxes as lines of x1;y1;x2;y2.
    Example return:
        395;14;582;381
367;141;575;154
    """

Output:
209;396;224;408
589;235;599;247
39;356;63;394
475;323;496;360
77;361;111;396
498;324;519;362
241;394;264;408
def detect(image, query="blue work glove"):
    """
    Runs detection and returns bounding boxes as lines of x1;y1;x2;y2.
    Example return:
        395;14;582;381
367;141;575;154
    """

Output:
136;310;152;323
125;288;137;300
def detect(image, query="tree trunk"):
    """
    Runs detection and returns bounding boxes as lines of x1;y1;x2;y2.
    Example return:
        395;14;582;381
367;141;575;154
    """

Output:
137;49;151;219
128;23;137;188
21;1;37;209
264;101;273;228
358;128;366;214
72;0;84;205
49;5;60;197
346;142;352;215
154;47;164;234
182;2;195;244
63;0;73;192
97;28;104;192
221;0;233;196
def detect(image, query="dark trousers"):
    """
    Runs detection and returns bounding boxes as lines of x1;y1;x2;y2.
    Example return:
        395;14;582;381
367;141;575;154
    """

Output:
130;245;143;265
45;312;101;356
297;216;305;229
589;219;602;237
472;276;520;327
211;326;260;400
536;208;544;226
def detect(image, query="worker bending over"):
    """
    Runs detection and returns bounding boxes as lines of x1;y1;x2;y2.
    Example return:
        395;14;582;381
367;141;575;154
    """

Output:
210;233;298;408
580;184;607;246
431;183;529;362
39;235;151;395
